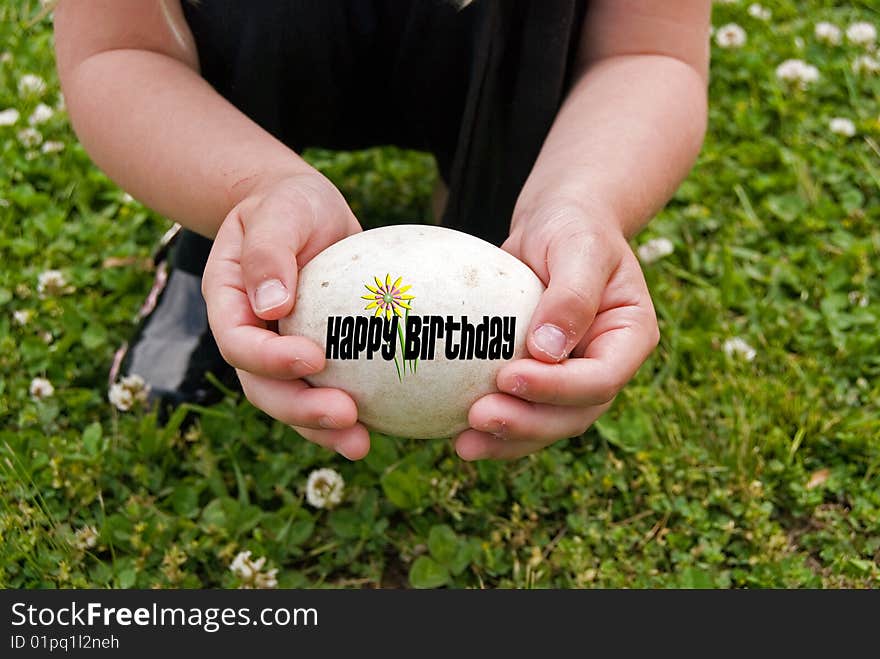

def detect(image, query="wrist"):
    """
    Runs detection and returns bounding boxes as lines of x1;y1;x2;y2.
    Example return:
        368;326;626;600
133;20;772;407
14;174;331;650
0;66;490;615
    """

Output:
226;160;317;210
511;184;626;240
224;168;360;243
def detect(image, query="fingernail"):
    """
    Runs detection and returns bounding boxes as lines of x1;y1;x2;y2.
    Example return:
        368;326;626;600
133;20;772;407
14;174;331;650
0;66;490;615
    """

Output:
254;279;289;313
457;446;488;461
318;415;338;429
533;324;568;361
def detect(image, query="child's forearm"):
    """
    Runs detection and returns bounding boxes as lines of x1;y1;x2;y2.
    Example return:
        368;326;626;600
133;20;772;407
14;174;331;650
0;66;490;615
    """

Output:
515;53;708;239
57;49;309;238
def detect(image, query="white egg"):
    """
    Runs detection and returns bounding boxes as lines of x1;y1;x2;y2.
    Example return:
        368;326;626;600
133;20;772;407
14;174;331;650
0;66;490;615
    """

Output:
279;224;545;439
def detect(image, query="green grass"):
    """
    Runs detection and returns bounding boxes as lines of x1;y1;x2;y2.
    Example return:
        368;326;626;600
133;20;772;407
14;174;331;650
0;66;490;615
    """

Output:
1;1;878;589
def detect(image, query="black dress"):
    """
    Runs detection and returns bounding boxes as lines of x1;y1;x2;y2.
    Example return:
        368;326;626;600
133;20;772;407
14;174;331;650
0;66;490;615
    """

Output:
176;0;588;264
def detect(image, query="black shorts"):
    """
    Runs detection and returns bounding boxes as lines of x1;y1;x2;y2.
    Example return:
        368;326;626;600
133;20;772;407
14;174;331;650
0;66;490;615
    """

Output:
177;0;587;265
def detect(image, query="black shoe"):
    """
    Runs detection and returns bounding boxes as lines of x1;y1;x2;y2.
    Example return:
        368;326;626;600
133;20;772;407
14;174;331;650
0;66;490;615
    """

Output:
109;225;239;418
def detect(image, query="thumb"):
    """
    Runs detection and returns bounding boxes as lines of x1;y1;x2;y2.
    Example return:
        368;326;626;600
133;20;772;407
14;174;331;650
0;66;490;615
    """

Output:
238;191;313;321
526;224;622;363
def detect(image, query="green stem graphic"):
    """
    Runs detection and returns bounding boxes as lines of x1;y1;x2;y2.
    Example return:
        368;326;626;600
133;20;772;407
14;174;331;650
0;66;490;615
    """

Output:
402;306;418;375
396;317;407;376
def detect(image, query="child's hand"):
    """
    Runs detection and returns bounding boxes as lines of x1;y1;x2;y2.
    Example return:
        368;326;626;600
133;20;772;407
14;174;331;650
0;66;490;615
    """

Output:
456;201;660;460
202;173;370;460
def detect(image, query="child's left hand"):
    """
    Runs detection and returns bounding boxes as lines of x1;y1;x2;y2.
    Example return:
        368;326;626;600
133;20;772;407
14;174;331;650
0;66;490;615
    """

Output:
456;201;660;460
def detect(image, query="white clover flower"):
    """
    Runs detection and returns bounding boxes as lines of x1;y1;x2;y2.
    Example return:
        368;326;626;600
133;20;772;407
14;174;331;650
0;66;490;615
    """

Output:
41;140;65;154
28;103;53;125
0;52;12;64
775;59;820;88
229;551;278;589
13;310;31;326
722;337;757;362
108;375;150;412
748;4;770;21
637;237;674;264
305;468;345;509
122;192;135;204
776;60;802;81
0;108;20;126
17;127;43;148
229;551;251;575
18;73;47;97
41;331;54;344
30;377;55;400
108;383;134;411
73;525;99;550
846;22;877;47
715;23;747;49
829;117;856;137
815;22;842;45
848;291;869;307
120;374;145;390
230;550;253;578
122;374;150;401
852;55;880;75
256;569;279;589
37;269;67;297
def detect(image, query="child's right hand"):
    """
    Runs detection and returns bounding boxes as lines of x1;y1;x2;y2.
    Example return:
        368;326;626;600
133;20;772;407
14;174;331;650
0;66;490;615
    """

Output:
201;172;370;460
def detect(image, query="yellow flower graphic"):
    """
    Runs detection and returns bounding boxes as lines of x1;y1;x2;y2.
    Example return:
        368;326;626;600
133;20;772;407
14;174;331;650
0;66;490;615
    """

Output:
362;274;415;320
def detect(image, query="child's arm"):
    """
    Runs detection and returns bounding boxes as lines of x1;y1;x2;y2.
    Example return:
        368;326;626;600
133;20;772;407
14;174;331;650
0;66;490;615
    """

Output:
54;0;314;237
458;0;710;460
514;0;710;238
55;1;369;459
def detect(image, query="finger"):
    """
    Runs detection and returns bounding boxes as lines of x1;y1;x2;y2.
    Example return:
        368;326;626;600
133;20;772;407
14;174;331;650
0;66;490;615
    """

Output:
237;370;358;430
578;250;660;356
220;327;326;379
239;192;313;320
522;221;622;363
497;307;658;406
294;424;371;461
202;219;326;378
467;392;611;443
500;249;659;405
456;395;612;461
